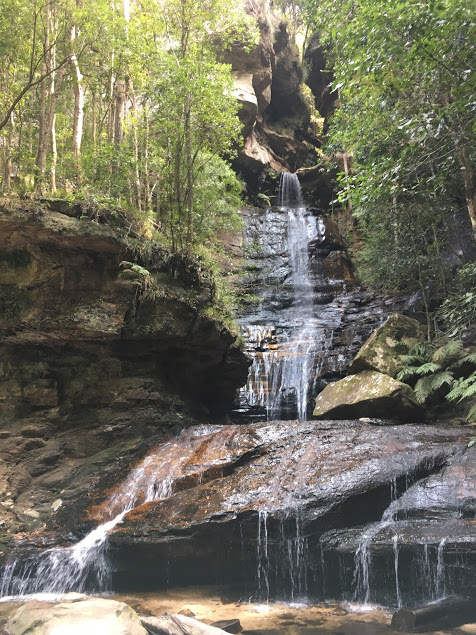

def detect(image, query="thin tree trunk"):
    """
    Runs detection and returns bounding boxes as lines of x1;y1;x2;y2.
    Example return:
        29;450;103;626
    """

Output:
92;91;97;146
51;111;57;193
131;92;142;211
2;113;14;189
185;100;193;248
456;143;476;236
35;57;48;191
70;25;84;183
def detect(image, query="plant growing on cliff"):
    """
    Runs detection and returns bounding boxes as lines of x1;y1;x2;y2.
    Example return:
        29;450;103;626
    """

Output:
302;0;476;313
398;340;476;419
438;261;476;338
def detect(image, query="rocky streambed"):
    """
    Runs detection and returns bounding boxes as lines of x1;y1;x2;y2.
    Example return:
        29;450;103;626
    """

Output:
2;418;473;609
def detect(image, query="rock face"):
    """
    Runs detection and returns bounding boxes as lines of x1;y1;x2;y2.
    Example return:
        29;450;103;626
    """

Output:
105;421;464;598
350;313;423;377
313;371;424;422
304;34;338;127
6;597;147;635
319;445;476;605
228;0;313;191
0;202;249;544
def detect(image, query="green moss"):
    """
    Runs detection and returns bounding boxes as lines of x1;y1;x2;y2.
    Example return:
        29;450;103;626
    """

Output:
0;286;31;322
0;249;31;269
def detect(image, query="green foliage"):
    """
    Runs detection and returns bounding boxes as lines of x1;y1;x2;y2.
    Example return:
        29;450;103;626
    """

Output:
398;339;476;416
0;0;258;257
302;0;476;300
438;261;476;337
414;371;454;405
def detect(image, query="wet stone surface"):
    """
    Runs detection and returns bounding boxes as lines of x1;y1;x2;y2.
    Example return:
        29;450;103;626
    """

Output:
103;421;468;601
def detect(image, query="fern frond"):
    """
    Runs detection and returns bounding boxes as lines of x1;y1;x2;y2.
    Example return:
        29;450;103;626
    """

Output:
415;362;440;375
460;381;476;400
453;353;476;368
447;378;467;401
467;404;476;422
447;372;476;401
400;342;434;366
397;367;420;382
432;340;463;365
415;371;454;404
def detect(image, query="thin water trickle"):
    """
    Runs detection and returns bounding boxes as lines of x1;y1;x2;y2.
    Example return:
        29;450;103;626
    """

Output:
436;538;446;599
257;511;270;603
393;535;402;608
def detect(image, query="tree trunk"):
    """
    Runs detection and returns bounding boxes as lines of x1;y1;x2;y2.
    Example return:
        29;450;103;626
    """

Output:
457;143;476;236
2;113;14;190
391;596;475;632
185;99;193;248
35;57;48;191
70;25;84;183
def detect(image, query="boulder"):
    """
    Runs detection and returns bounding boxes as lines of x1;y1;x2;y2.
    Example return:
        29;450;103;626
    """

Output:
141;613;228;635
232;72;258;139
237;130;285;174
350;313;424;378
313;371;424;421
107;420;462;595
5;597;147;635
304;34;338;125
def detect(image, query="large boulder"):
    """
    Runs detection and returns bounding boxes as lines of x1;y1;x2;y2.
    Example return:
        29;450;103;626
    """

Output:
106;420;462;595
232;72;258;139
350;313;424;378
313;370;424;421
5;597;147;635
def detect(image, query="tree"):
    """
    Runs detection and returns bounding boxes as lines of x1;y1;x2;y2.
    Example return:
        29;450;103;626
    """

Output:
302;0;476;301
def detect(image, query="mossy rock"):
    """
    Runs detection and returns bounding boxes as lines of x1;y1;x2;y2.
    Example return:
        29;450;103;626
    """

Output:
350;313;424;378
313;370;424;422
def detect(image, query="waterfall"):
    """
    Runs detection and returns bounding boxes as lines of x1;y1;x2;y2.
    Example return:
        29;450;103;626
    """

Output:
0;427;230;598
1;447;177;597
238;172;327;421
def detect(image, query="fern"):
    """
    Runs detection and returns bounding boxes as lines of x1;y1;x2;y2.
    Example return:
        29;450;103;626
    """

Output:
414;371;454;404
447;372;476;401
467;404;476;422
397;366;421;382
415;362;440;375
400;342;434;366
452;353;476;369
432;340;463;365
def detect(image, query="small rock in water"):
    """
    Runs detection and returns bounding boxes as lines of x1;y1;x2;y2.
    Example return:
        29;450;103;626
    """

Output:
329;606;348;616
210;619;242;633
179;608;196;617
60;592;89;603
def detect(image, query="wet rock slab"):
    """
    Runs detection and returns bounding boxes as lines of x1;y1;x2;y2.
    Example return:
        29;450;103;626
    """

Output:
108;421;464;592
319;446;476;604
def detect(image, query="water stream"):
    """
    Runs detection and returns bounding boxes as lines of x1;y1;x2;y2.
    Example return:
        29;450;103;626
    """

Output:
0;426;240;598
237;173;328;421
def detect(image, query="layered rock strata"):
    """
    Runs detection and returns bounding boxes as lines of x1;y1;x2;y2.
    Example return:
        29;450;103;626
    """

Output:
0;202;249;545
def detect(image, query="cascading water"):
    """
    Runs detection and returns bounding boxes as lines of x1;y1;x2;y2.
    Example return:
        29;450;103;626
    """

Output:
237;172;328;421
1;446;177;597
0;426;240;598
